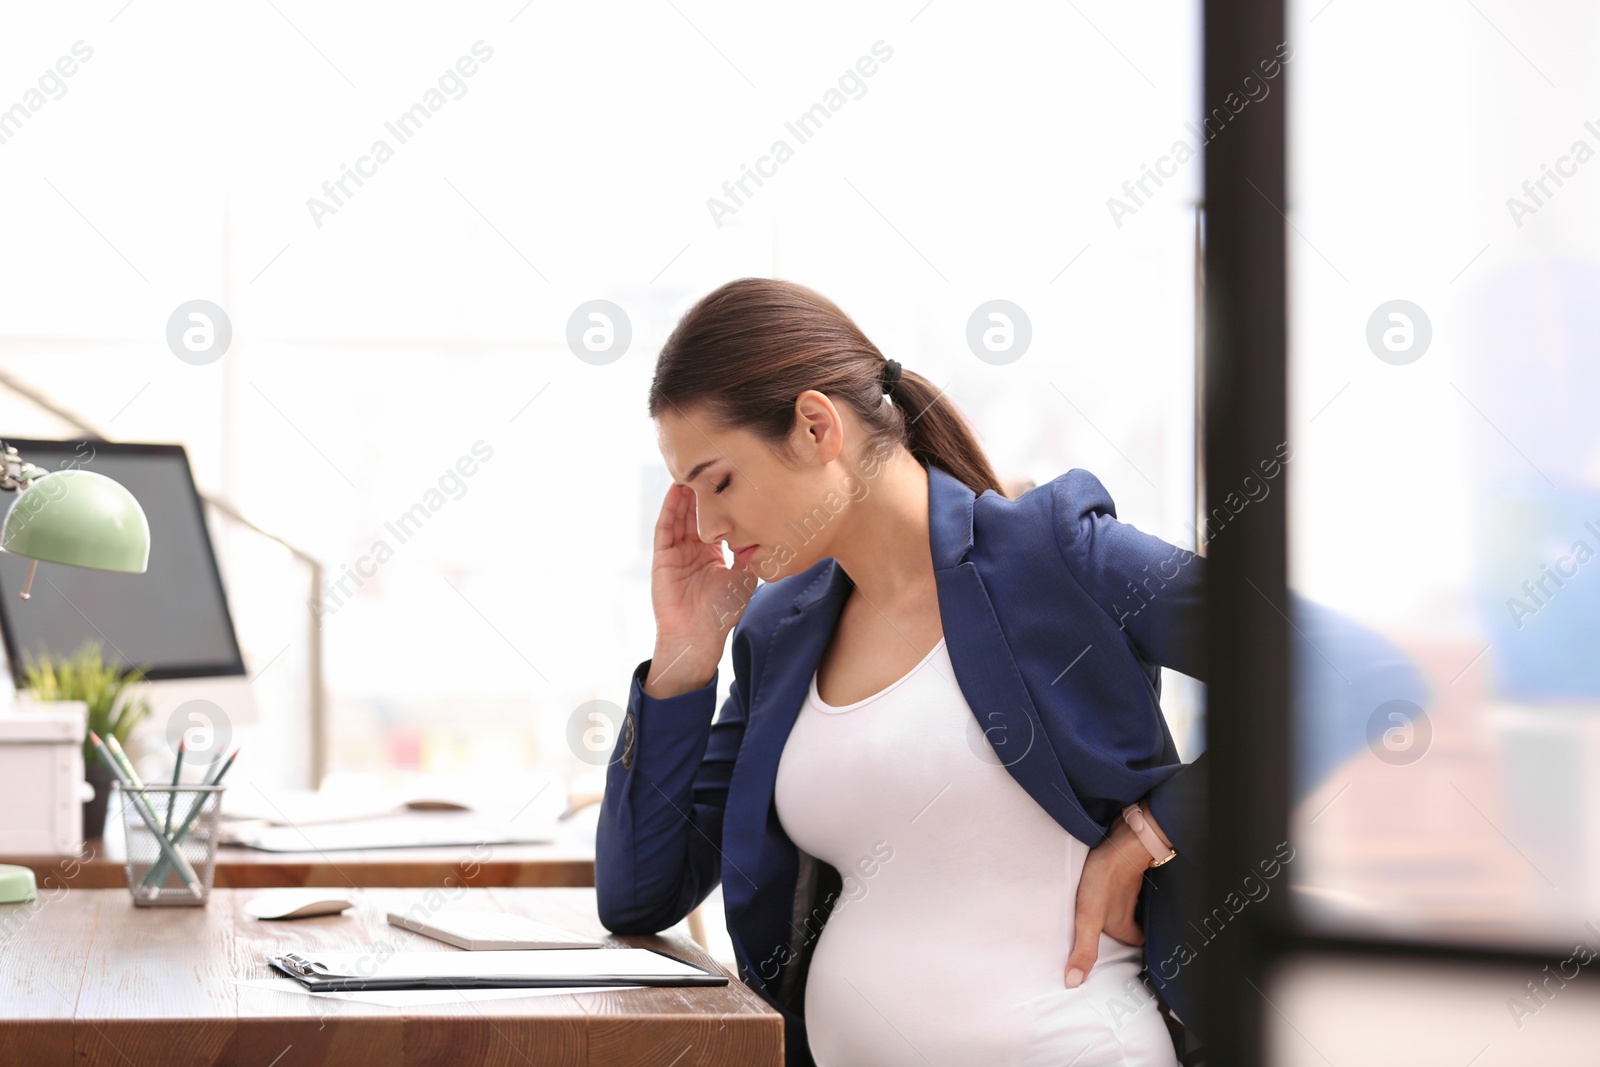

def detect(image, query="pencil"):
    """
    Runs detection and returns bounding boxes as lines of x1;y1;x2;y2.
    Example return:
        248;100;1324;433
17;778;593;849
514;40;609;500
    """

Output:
164;740;185;837
90;733;205;896
101;733;205;895
140;747;239;890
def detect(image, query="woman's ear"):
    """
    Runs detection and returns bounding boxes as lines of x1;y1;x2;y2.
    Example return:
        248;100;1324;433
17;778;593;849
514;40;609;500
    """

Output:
792;390;845;466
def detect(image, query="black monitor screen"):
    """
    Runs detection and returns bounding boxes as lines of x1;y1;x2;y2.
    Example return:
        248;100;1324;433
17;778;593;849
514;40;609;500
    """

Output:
0;439;246;685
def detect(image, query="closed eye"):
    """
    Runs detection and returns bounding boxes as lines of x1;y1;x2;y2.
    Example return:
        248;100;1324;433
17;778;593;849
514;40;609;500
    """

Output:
713;475;731;495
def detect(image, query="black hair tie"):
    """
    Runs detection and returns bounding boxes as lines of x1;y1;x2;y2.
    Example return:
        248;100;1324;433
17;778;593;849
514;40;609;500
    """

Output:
881;358;903;395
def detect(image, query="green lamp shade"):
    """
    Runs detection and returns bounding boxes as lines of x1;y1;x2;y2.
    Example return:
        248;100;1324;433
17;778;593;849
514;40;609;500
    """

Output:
0;469;150;573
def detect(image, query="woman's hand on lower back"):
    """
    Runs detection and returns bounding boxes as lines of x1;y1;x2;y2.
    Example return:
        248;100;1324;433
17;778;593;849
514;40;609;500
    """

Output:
1064;816;1150;988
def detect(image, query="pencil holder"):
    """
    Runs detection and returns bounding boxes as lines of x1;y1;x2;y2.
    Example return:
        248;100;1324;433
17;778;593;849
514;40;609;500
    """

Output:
118;783;225;907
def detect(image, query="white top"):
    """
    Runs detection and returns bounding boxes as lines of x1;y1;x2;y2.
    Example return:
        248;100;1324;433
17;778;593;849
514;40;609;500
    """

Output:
773;637;1179;1067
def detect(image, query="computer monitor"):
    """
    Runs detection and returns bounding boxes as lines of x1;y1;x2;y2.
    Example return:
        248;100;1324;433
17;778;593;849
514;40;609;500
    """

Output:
0;439;258;752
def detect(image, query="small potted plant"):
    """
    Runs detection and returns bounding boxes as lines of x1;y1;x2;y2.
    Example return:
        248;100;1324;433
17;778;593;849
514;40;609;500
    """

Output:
20;640;153;840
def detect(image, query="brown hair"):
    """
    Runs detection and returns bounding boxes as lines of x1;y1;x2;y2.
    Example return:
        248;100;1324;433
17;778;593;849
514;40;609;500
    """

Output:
647;278;1003;496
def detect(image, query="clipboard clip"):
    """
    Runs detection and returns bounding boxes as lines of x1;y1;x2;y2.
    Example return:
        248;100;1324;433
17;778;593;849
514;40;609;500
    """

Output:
275;953;324;978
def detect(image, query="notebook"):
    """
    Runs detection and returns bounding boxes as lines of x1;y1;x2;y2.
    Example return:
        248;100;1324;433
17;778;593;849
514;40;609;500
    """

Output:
267;947;728;992
388;909;604;950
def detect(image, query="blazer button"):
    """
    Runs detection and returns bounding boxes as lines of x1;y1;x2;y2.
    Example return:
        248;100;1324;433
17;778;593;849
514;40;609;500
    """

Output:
620;712;636;770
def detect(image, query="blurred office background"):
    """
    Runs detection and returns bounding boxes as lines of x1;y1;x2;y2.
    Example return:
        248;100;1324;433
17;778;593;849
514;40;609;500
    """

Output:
0;0;1205;793
1272;2;1600;1058
1285;0;1600;951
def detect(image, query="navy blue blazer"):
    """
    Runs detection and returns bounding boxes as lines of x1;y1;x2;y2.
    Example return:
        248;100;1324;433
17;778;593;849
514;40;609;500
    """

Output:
596;461;1425;1066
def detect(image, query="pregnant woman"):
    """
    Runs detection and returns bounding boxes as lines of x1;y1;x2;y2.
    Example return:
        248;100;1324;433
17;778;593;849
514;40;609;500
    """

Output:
597;278;1205;1066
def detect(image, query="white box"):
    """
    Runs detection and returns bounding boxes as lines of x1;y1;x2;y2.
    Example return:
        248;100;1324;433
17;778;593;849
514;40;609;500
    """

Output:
0;702;89;855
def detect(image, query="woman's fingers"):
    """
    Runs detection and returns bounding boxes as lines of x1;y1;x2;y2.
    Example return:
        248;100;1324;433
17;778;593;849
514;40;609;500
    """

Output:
1109;918;1146;946
679;485;701;554
660;483;697;560
1102;896;1145;946
1065;895;1102;989
655;480;728;574
1067;827;1151;989
653;484;682;554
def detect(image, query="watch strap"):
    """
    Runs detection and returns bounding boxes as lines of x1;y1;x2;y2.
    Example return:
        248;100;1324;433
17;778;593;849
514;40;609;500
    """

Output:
1122;803;1177;867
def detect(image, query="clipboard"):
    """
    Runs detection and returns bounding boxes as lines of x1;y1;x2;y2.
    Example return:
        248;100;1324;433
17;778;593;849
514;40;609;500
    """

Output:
267;946;729;992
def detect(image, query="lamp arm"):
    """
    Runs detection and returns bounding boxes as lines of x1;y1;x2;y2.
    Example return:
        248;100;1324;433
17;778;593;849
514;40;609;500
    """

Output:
0;443;44;492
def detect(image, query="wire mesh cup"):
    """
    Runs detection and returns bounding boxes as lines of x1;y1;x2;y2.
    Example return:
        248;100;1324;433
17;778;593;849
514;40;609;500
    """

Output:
118;783;226;906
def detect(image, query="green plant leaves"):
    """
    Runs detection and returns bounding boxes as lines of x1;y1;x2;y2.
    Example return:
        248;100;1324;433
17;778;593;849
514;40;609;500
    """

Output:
20;639;153;762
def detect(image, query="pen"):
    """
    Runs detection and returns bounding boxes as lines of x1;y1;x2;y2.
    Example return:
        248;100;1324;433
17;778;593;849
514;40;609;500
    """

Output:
90;733;205;896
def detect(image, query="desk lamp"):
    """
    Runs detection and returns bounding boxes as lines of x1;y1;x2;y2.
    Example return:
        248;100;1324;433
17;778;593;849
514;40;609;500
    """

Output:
0;442;151;598
0;443;148;902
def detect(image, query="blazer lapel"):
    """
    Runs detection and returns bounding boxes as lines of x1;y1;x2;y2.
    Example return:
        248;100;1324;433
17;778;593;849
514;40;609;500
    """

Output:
934;560;1102;844
924;464;1099;841
734;561;851;821
723;563;851;947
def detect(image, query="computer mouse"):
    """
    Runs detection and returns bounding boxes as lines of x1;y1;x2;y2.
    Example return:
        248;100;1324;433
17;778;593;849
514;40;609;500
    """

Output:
245;888;356;920
403;798;472;812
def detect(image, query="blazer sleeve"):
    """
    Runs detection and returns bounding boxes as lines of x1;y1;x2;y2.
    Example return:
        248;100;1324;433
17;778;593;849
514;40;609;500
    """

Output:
1050;469;1433;857
1050;469;1206;681
1051;468;1207;853
594;607;759;935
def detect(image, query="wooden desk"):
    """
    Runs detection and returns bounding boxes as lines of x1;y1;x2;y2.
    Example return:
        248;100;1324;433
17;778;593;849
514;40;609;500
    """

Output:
0;887;781;1067
5;834;595;891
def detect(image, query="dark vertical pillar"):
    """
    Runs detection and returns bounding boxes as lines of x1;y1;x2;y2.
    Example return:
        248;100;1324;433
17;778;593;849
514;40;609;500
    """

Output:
1201;1;1290;1064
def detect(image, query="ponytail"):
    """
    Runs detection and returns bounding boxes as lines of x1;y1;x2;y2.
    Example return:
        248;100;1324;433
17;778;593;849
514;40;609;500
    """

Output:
883;366;1003;497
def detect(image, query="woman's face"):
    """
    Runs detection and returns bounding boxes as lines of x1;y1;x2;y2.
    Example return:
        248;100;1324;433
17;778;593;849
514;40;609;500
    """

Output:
655;393;879;583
